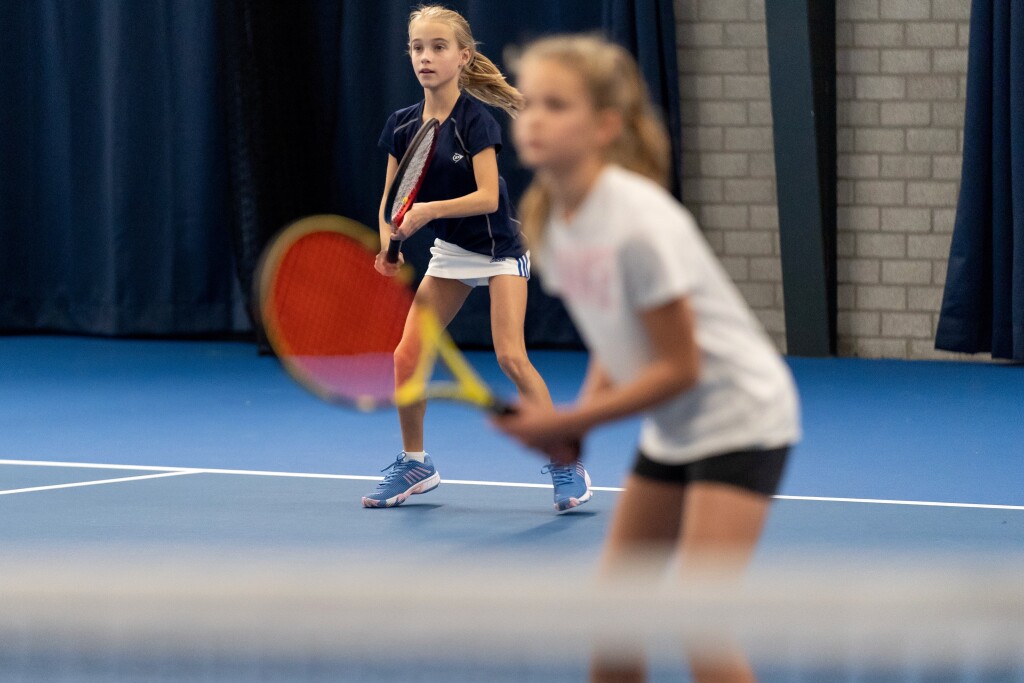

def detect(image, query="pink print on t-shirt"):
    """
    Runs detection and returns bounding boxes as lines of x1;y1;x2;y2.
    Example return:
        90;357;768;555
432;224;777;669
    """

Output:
554;246;619;309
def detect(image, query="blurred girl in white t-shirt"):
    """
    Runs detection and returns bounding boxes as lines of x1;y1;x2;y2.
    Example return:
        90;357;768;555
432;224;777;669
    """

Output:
495;35;801;683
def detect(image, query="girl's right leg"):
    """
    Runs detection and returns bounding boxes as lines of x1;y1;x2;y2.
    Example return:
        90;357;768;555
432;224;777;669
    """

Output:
591;474;686;683
394;276;473;451
361;276;472;508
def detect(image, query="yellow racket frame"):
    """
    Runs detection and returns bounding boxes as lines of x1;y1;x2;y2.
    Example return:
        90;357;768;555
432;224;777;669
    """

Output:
258;214;509;415
395;306;507;413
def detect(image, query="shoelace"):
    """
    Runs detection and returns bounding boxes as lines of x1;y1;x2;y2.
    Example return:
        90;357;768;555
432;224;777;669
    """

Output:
541;463;575;487
377;454;410;488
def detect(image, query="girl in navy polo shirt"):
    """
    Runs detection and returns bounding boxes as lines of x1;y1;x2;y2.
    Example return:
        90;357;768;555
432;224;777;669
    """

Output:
362;5;592;511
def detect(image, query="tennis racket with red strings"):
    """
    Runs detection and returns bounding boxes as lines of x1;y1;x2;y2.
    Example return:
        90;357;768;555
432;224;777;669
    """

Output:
385;117;440;263
258;214;513;414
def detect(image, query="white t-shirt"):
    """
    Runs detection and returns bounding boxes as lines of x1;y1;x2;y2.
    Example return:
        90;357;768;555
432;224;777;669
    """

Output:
538;165;801;464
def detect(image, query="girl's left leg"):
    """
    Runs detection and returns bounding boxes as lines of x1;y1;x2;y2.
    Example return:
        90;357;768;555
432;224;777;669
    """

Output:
487;274;551;407
678;482;774;575
678;483;776;683
489;274;592;511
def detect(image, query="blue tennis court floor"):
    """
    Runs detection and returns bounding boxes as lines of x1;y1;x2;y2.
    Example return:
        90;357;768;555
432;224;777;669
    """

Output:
2;335;1022;556
1;337;1022;680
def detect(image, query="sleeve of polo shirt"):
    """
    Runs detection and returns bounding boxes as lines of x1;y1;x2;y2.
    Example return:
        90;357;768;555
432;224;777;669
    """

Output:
378;113;399;158
462;107;503;156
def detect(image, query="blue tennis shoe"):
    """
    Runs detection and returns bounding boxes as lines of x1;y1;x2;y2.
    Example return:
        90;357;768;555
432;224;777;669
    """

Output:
542;461;592;512
362;453;440;508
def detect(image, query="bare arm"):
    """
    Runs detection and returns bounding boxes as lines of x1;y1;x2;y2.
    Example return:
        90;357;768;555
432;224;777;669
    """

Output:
493;296;701;451
373;155;403;275
377;155;399;251
577;358;614;406
569;297;701;432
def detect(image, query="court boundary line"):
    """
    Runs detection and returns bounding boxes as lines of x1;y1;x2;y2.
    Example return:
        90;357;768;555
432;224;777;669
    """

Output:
0;471;196;496
773;494;1024;510
2;458;1023;510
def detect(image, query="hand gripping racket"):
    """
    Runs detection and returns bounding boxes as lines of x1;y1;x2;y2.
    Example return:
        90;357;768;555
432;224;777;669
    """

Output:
385;118;440;263
258;214;513;414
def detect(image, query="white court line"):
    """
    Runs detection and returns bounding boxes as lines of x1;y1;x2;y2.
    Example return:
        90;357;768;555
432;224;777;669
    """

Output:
1;458;1023;509
0;459;201;474
0;471;196;496
0;458;621;491
774;494;1024;511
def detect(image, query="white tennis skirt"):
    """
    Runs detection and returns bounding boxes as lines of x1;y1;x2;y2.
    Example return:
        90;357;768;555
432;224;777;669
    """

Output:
425;239;531;288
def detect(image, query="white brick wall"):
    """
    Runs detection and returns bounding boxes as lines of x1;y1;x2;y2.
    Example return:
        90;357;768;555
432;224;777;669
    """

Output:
838;1;972;359
674;0;975;359
676;0;787;348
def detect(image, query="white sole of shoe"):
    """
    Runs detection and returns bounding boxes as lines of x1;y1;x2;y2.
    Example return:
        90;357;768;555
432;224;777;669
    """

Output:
362;472;441;508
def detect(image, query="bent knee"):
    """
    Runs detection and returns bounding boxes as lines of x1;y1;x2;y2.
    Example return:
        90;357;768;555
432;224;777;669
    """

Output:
495;351;532;380
393;344;419;383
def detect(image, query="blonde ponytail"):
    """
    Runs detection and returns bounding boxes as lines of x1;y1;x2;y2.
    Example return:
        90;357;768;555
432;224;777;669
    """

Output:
518;182;552;251
409;6;523;117
516;35;671;248
461;52;524;117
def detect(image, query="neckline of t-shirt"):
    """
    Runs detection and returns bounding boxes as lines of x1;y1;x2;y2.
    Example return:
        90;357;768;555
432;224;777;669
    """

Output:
419;92;465;127
551;164;620;232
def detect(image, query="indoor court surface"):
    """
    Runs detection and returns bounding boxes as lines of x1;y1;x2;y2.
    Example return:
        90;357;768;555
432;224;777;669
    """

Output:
2;335;1022;536
2;336;1023;680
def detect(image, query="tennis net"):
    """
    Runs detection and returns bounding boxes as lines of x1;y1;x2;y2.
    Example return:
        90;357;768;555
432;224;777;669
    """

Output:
2;550;1022;681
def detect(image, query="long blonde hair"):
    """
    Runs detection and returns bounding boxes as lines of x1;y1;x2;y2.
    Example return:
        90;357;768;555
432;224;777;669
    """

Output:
517;35;671;246
408;5;523;117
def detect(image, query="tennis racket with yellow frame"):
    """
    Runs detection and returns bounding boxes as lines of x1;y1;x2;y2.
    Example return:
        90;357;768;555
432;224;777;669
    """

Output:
257;214;513;415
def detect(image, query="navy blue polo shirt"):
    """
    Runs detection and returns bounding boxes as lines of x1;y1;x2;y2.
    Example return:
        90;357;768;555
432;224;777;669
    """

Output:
378;93;524;259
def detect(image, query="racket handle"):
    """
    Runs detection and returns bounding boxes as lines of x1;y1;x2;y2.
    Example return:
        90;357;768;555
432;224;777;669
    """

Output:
386;239;402;263
488;397;518;416
551;438;583;464
489;398;583;462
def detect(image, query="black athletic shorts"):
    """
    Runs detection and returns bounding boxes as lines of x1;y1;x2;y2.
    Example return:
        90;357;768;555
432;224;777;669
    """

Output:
632;445;790;496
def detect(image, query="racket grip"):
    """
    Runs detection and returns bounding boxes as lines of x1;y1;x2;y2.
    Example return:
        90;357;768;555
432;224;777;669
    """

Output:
489;397;518;416
551;438;583;465
386;239;402;264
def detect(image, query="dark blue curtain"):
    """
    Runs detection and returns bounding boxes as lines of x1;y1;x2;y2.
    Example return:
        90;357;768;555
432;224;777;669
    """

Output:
605;0;683;200
219;0;337;350
935;0;1024;360
0;0;244;336
1;0;680;345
